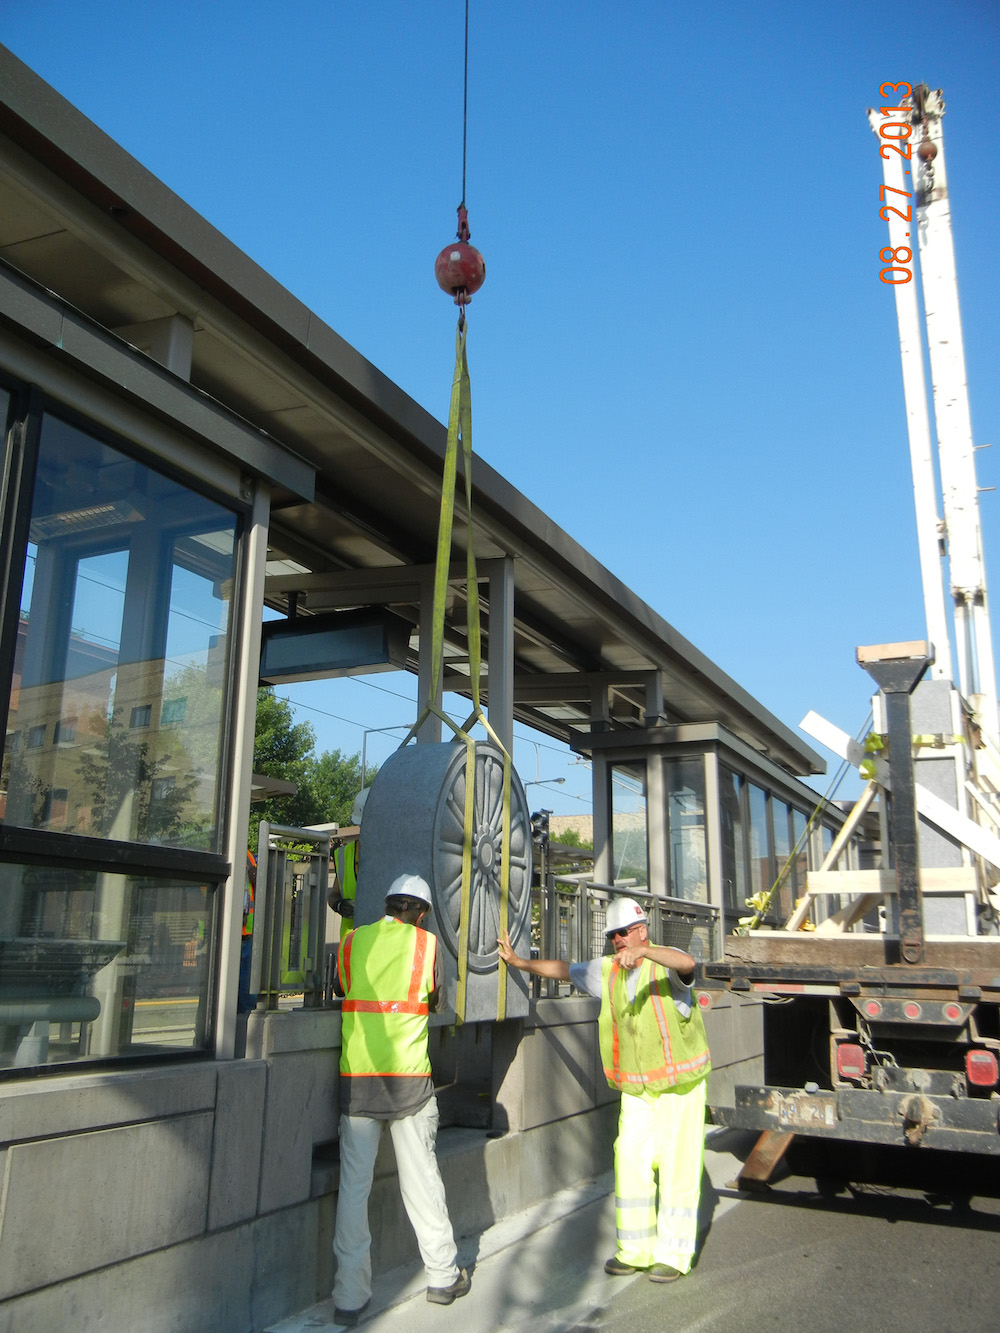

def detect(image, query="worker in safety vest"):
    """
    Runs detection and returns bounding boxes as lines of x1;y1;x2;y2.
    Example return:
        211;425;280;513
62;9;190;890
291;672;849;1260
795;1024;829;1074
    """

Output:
498;896;711;1283
328;787;368;925
330;873;470;1324
243;850;256;936
237;850;257;1012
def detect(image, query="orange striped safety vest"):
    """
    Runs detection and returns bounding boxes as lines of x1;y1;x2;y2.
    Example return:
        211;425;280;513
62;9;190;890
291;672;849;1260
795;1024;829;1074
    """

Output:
338;917;436;1080
598;955;711;1095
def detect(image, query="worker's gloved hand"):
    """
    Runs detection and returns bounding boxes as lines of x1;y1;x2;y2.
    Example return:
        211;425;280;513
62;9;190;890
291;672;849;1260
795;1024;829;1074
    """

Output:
331;897;355;919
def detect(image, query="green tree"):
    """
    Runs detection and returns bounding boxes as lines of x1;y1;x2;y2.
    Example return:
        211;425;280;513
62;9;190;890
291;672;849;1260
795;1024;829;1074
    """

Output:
307;747;365;827
252;688;316;783
554;827;593;851
248;689;372;852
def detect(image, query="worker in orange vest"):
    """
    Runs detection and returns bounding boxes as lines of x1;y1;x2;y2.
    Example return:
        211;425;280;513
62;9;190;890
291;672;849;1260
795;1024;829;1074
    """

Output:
330;873;470;1325
237;850;257;1012
328;788;368;930
499;897;711;1283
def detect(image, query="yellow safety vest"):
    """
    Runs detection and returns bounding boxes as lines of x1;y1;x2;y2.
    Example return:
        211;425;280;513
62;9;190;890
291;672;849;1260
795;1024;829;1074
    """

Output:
598;956;711;1096
338;918;436;1080
333;839;359;901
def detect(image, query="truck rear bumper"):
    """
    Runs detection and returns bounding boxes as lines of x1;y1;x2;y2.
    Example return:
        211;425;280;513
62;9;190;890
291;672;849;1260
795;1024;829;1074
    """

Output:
713;1084;1000;1153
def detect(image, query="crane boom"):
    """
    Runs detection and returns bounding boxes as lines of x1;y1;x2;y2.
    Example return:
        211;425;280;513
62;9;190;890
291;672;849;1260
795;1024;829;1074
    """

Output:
870;86;998;740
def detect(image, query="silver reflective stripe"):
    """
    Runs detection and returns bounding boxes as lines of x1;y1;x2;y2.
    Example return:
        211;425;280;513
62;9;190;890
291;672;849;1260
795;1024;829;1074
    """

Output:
617;1225;657;1240
615;1195;655;1210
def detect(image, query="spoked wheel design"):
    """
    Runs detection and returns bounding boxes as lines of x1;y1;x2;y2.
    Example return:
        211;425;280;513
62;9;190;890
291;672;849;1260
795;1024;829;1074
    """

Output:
432;745;531;972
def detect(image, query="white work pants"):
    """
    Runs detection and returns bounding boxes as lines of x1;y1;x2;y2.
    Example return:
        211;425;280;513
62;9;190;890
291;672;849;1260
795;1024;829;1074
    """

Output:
332;1095;460;1311
613;1078;707;1273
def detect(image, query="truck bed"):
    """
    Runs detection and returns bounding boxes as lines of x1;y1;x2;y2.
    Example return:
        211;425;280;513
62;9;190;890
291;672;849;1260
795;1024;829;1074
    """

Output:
722;932;1000;969
703;932;1000;991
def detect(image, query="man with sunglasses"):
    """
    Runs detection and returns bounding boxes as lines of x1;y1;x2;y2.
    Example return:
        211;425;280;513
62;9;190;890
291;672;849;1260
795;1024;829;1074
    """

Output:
498;896;711;1284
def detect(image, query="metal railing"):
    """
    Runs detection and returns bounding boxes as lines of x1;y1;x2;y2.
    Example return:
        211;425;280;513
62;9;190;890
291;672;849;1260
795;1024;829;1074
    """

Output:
250;822;331;1010
531;872;723;999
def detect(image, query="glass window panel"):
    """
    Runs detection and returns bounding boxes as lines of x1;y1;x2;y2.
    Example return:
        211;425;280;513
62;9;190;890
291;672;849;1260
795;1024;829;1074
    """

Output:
719;766;747;914
792;809;809;894
0;860;215;1072
611;763;648;889
771;799;793;922
666;757;707;902
1;414;238;851
748;783;770;905
821;825;834;862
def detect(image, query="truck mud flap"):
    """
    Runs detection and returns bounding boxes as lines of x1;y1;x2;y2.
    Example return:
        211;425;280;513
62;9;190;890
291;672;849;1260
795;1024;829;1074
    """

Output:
713;1085;1000;1153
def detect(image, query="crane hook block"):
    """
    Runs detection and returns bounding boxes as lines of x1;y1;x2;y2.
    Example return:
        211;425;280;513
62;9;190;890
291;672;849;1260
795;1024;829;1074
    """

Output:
435;205;485;305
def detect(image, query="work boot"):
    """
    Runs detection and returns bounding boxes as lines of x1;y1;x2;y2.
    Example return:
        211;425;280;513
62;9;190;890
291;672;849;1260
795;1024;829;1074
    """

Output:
648;1264;682;1283
604;1255;639;1276
426;1267;471;1305
332;1297;370;1326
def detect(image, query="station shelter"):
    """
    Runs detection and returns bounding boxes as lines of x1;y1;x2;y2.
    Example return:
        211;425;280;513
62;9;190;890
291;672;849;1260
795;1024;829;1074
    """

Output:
0;46;857;1331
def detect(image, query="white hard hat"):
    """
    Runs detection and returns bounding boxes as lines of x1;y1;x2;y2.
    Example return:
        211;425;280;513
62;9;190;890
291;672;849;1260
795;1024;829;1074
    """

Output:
387;873;432;908
605;897;646;935
351;787;371;825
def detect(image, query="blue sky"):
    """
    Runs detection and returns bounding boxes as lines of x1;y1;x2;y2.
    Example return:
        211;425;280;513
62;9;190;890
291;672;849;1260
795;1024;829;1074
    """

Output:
4;1;999;815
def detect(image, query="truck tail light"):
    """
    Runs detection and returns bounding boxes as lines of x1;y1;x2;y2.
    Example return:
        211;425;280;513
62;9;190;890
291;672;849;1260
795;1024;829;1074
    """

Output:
837;1042;867;1080
966;1049;999;1088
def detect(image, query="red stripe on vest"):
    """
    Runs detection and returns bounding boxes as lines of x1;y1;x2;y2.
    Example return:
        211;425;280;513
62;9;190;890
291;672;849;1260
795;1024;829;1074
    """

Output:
339;930;354;994
608;958;622;1086
648;968;673;1065
410;929;432;1006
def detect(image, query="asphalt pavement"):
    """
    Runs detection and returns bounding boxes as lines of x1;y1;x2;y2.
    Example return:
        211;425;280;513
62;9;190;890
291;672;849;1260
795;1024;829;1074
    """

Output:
269;1129;1000;1333
595;1136;1000;1333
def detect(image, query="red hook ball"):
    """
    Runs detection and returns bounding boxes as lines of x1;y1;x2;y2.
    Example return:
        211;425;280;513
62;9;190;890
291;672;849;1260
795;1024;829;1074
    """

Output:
435;240;486;305
918;139;937;162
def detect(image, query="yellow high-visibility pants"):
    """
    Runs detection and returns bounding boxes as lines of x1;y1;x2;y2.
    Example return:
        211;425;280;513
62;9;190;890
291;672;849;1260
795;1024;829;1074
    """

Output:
613;1078;707;1273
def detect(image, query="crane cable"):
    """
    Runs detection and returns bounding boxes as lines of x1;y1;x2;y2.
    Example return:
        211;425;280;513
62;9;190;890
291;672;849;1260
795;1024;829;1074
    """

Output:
400;0;513;1024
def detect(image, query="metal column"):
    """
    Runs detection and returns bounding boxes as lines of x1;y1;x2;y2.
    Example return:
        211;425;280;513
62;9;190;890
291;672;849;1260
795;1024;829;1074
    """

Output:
857;642;933;963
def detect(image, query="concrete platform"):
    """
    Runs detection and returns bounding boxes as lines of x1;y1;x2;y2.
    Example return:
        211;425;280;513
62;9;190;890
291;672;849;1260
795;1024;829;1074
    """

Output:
266;1128;749;1333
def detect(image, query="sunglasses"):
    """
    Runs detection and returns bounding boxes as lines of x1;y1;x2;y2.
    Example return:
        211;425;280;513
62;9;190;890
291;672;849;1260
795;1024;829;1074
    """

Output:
608;922;643;939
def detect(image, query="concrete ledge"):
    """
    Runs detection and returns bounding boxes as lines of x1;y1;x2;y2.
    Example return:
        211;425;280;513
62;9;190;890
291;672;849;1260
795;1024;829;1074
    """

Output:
259;1050;338;1213
0;1201;321;1333
526;995;600;1028
0;1062;219;1145
210;1061;267;1230
246;1008;342;1058
0;1112;213;1298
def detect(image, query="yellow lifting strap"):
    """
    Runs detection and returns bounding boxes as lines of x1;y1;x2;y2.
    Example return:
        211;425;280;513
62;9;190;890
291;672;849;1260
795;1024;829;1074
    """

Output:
400;317;514;1023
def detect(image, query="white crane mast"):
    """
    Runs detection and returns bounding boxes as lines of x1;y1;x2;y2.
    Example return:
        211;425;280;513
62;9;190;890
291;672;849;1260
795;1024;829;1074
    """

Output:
870;86;998;741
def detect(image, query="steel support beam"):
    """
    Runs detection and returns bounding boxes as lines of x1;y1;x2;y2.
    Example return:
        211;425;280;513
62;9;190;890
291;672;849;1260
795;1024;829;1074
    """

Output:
857;642;932;962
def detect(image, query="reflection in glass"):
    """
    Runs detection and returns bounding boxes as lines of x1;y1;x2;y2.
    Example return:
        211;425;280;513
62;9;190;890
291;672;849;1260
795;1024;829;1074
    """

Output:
772;800;793;922
719;767;747;914
611;763;648;888
666;757;707;902
748;783;770;904
792;808;809;903
0;860;214;1070
1;413;237;851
